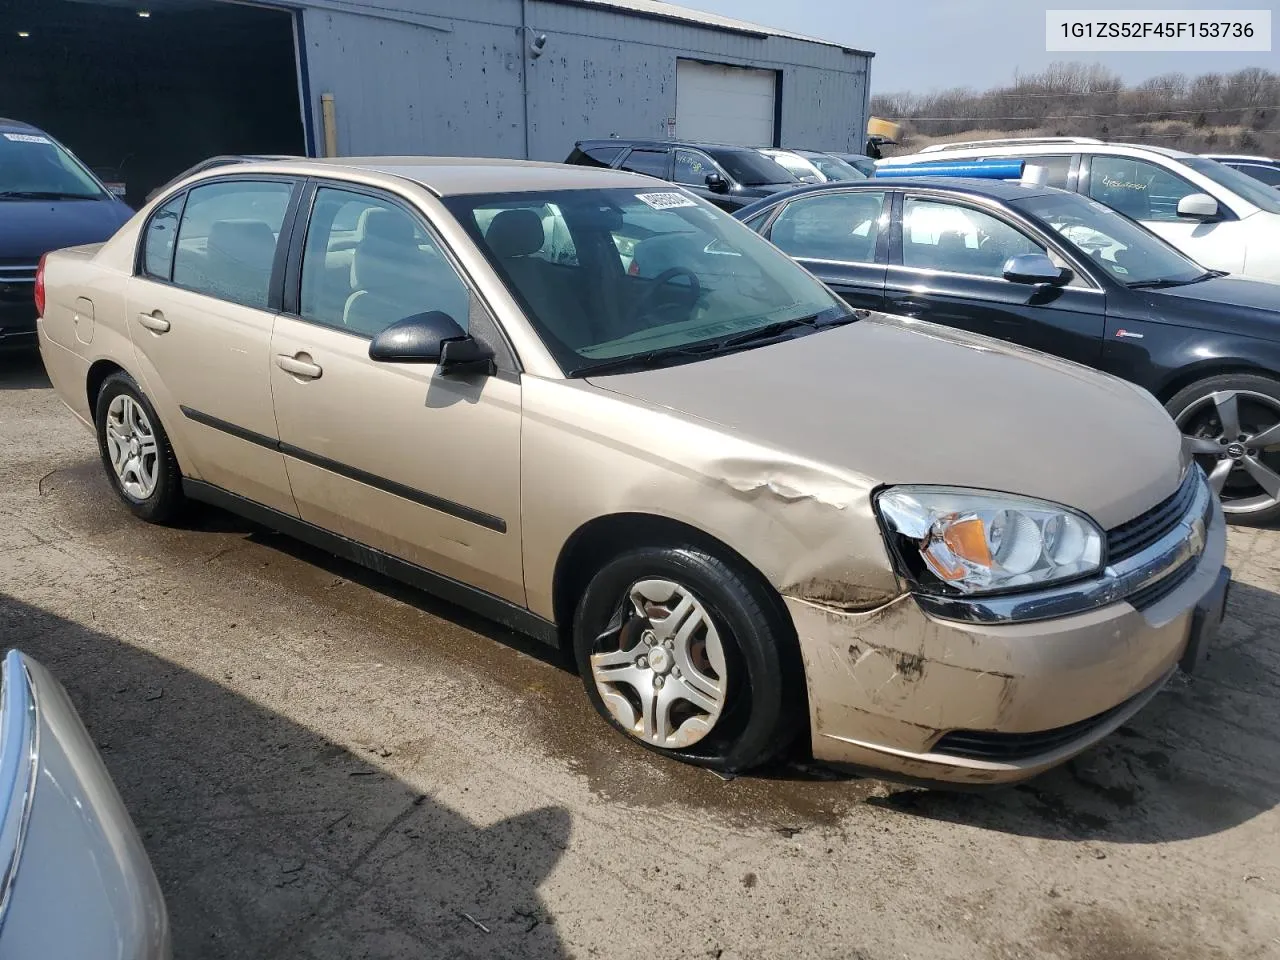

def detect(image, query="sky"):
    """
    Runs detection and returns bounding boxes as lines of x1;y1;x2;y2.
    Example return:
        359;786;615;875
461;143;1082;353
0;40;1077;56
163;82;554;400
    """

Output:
678;0;1275;93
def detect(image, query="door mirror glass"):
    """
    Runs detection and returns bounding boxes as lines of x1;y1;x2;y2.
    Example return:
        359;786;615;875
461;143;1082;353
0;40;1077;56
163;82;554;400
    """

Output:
705;172;729;193
1176;193;1220;220
1003;253;1072;286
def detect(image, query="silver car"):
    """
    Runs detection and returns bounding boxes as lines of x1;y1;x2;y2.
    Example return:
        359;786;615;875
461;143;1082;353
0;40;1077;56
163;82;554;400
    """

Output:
0;650;169;958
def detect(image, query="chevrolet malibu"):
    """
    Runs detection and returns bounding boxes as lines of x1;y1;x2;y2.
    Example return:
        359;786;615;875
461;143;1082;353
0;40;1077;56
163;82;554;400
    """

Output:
36;158;1230;784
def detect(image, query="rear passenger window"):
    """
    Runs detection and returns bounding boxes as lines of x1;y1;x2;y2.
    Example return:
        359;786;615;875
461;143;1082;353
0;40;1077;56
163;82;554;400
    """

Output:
767;192;888;263
299;187;470;338
568;145;624;168
1087;157;1198;222
619;149;670;179
171;180;292;309
1009;155;1071;188
141;193;185;280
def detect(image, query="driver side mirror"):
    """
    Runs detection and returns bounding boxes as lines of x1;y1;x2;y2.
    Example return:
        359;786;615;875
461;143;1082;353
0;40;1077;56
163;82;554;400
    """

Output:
1002;253;1072;287
368;311;495;376
705;172;729;194
1176;193;1220;221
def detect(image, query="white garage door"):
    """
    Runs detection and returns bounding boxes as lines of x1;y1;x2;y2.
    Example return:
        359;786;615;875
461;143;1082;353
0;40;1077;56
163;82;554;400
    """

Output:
675;59;777;147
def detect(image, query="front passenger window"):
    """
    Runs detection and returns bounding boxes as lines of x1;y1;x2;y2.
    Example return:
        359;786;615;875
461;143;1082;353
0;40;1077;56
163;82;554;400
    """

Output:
299;188;470;338
170;180;293;309
903;198;1046;278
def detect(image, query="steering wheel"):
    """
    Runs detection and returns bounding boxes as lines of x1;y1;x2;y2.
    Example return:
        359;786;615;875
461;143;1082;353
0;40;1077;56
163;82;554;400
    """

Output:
625;267;702;327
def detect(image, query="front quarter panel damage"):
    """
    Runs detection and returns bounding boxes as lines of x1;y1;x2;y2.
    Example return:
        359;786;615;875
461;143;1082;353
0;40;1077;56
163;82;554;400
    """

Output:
519;377;903;623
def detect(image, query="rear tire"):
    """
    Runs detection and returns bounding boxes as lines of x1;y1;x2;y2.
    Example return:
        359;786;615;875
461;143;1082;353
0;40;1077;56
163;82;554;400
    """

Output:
1167;373;1280;526
94;371;185;524
572;545;804;773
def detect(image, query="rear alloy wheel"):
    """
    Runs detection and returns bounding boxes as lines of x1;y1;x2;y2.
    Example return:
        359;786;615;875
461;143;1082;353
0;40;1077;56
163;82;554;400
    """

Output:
1169;374;1280;525
573;545;803;773
94;371;185;523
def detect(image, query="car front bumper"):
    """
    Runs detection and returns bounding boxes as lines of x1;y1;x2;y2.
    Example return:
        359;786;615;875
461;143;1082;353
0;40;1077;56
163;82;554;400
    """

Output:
789;487;1228;786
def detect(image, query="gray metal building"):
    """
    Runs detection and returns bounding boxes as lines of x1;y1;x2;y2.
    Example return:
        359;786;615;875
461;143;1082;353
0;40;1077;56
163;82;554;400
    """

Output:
2;0;873;204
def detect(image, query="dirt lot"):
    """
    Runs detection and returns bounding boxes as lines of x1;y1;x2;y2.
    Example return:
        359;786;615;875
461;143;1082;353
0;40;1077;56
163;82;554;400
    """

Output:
1;350;1278;960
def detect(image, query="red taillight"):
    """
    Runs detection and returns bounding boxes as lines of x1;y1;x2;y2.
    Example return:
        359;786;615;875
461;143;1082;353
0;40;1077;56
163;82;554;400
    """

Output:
34;253;47;317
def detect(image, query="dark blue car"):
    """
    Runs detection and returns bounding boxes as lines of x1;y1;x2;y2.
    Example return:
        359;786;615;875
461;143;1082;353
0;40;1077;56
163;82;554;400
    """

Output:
0;119;134;352
735;176;1280;525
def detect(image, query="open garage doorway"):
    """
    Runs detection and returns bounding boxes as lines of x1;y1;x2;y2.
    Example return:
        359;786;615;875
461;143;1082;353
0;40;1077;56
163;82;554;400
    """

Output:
0;0;308;208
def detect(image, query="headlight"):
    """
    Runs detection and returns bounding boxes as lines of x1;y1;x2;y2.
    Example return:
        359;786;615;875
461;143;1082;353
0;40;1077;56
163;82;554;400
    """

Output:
875;487;1104;596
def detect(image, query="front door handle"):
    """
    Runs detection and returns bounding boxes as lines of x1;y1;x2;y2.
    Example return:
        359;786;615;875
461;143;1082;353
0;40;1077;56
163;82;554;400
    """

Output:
276;353;323;380
137;311;170;333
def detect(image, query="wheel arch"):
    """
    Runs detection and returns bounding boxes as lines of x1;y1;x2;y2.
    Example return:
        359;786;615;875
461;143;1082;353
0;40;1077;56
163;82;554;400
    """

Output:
551;512;797;647
86;358;127;415
1154;359;1276;405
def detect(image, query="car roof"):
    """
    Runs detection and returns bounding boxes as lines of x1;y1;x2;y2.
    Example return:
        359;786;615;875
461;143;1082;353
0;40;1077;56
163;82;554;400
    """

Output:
217;155;666;195
735;177;1065;214
576;138;762;153
0;117;43;134
882;141;1198;163
1203;154;1278;163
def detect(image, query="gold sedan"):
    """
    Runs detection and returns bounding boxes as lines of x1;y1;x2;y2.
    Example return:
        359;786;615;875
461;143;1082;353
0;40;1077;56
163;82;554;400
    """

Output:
35;157;1229;784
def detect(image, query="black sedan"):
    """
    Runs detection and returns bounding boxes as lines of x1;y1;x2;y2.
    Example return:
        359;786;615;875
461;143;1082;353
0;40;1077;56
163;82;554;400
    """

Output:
736;177;1280;524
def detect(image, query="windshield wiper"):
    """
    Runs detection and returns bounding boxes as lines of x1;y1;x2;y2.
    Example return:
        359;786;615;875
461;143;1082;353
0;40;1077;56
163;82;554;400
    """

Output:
574;341;724;377
575;309;858;377
0;190;102;201
1126;275;1205;290
714;308;858;350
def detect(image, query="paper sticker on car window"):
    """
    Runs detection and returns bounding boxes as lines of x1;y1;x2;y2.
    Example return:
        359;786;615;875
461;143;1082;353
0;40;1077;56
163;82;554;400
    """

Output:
3;133;52;144
636;192;697;210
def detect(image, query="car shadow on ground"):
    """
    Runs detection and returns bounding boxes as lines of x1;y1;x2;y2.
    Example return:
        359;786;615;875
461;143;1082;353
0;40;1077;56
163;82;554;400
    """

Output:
0;594;572;960
867;579;1280;844
0;351;50;390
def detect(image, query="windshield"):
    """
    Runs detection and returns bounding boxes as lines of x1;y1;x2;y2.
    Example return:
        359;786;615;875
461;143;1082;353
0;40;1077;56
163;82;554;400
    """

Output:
1183;157;1280;214
765;152;823;184
1013;192;1206;286
445;188;848;375
805;154;867;181
0;131;106;199
709;150;798;186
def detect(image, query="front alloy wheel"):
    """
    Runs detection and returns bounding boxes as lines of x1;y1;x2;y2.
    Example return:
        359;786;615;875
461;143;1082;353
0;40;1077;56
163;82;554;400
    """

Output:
1176;386;1280;521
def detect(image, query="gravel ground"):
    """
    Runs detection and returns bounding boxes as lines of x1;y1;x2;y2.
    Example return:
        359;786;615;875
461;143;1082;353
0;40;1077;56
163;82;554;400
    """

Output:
1;350;1278;960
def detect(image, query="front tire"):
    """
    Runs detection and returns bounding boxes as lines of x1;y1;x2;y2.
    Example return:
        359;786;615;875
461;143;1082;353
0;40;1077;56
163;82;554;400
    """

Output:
572;545;803;773
1167;373;1280;526
94;371;185;523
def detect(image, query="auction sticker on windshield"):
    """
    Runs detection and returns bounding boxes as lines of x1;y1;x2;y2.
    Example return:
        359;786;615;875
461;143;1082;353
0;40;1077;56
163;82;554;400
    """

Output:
636;192;698;210
3;133;52;144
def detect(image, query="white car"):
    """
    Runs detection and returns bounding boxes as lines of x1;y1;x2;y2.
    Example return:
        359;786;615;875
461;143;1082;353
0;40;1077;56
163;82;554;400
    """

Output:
879;138;1280;282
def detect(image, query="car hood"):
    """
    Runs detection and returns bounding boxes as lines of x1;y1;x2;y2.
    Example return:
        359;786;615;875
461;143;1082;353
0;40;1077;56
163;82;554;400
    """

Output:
737;183;796;198
1149;274;1280;313
0;198;133;261
587;314;1184;530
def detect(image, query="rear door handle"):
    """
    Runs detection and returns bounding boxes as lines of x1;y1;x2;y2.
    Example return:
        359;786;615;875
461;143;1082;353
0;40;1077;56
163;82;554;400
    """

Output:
136;311;170;333
276;353;323;380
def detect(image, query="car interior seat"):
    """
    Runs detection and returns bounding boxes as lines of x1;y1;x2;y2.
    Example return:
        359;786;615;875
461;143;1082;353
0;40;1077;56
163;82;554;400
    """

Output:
484;208;595;348
197;219;277;307
344;207;465;337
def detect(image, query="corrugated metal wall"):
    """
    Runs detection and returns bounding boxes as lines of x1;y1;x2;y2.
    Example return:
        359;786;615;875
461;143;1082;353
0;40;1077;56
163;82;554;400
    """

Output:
296;0;871;160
